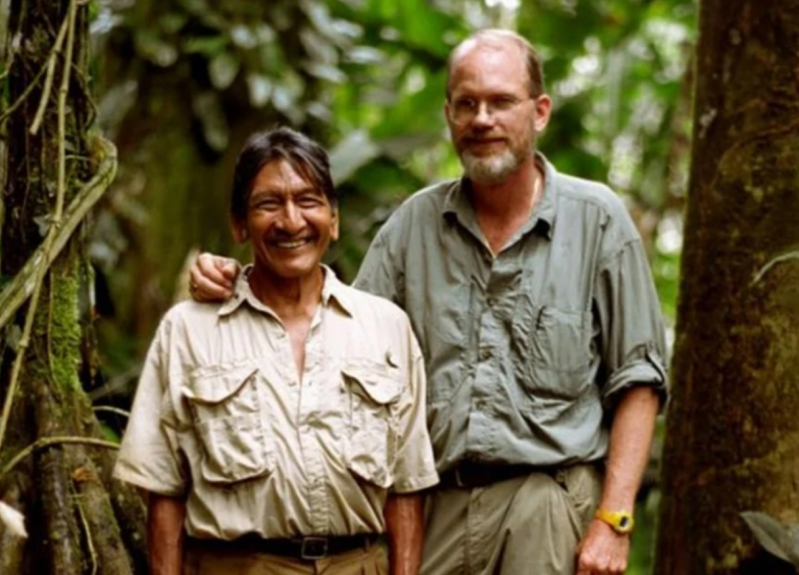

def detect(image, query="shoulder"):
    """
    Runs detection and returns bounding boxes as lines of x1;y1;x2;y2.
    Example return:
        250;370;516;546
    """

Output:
552;171;639;240
380;180;458;230
155;300;221;342
338;283;411;325
554;172;629;218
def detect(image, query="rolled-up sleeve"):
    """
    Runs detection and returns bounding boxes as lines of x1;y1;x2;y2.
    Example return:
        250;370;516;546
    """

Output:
594;236;669;409
113;325;188;496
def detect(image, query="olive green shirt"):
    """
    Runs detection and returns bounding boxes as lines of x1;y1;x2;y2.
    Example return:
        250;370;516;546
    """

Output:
354;155;668;473
114;266;438;539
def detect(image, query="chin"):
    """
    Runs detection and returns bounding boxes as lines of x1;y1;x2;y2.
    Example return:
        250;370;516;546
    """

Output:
462;153;518;184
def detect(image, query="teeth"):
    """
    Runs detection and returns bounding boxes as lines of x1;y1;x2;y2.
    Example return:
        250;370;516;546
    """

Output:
275;240;307;249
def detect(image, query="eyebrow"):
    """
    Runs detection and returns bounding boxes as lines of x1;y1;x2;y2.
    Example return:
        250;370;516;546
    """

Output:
248;186;321;200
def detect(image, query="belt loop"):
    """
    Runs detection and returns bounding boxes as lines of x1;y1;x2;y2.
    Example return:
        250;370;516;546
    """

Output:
454;466;464;488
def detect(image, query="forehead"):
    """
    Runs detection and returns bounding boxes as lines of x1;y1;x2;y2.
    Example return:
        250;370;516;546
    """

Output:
449;40;528;96
250;159;317;194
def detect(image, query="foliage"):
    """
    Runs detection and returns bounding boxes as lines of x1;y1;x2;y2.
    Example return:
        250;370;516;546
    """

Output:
741;511;799;568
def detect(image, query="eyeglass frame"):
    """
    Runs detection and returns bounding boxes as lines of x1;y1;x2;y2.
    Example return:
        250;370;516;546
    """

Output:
446;93;538;126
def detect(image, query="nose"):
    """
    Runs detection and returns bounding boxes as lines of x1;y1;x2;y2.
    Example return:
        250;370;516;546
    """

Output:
471;102;495;127
277;201;304;234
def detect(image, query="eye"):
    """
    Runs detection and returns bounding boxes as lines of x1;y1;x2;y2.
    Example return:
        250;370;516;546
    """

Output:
453;97;477;113
296;194;325;208
491;96;520;111
251;197;280;210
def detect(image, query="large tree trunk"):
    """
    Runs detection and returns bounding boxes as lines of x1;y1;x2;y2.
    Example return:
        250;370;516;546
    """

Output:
655;2;799;574
0;0;146;573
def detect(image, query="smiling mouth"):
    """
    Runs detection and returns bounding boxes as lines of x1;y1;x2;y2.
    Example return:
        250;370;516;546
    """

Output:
272;238;312;249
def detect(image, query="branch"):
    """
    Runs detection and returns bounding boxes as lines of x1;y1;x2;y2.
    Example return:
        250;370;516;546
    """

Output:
751;250;799;286
0;136;117;330
92;406;130;419
0;437;119;482
0;0;94;458
28;9;70;135
0;65;48;126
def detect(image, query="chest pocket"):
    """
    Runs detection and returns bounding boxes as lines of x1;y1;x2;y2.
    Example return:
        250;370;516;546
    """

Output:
512;301;594;400
341;359;402;489
182;362;272;484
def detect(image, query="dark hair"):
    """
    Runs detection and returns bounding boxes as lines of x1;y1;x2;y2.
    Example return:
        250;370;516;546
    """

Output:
446;29;546;99
230;126;337;223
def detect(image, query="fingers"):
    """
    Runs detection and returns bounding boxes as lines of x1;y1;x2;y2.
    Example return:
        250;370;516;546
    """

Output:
575;521;629;575
214;257;239;281
189;253;238;302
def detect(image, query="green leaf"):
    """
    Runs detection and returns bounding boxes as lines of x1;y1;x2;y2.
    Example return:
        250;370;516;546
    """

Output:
246;73;273;108
208;52;240;90
159;13;188;34
299;27;339;65
740;511;799;567
303;62;347;84
329;130;381;185
191;92;229;153
182;35;227;56
134;29;178;67
230;24;259;50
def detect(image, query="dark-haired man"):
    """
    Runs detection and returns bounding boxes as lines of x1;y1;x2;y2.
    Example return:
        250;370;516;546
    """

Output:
190;30;668;575
115;127;438;575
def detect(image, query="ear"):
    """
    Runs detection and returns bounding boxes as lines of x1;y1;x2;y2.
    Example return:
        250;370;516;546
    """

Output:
533;94;552;133
232;220;248;244
330;207;339;242
444;100;454;129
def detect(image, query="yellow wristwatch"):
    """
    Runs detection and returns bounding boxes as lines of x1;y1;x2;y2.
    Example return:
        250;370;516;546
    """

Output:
594;509;635;534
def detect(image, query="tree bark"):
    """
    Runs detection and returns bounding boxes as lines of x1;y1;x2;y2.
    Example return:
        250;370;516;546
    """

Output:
0;0;145;573
655;2;799;574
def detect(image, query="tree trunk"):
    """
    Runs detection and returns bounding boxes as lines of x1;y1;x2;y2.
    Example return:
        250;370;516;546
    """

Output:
655;2;799;574
0;0;146;573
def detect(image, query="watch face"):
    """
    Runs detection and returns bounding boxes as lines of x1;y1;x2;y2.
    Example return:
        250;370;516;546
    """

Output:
619;517;630;529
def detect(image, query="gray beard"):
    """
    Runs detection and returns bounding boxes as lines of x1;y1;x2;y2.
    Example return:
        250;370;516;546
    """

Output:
460;148;521;185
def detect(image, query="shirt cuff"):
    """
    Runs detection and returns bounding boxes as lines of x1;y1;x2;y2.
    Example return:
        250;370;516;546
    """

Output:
390;472;440;494
113;461;187;497
602;347;669;410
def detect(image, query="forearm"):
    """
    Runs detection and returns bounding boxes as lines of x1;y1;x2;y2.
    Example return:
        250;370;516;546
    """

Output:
148;493;187;575
384;493;425;575
599;386;660;510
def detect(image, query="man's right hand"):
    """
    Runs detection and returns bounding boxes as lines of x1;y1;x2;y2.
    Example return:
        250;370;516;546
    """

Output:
188;253;240;302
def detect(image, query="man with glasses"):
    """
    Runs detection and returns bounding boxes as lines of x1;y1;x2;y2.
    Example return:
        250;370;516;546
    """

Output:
190;30;668;575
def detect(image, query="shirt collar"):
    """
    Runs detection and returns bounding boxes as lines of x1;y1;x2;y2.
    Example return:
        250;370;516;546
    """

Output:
441;151;558;241
217;264;354;318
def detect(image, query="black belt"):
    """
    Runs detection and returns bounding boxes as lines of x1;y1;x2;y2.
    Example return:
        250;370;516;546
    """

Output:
439;461;555;488
187;533;378;561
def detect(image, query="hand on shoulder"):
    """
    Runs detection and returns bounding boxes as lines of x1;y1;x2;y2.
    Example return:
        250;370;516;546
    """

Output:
188;253;240;302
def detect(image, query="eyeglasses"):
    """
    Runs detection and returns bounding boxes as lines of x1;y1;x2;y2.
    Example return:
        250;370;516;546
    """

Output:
448;95;532;125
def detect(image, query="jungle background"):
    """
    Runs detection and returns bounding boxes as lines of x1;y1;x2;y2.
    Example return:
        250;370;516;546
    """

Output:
1;0;798;573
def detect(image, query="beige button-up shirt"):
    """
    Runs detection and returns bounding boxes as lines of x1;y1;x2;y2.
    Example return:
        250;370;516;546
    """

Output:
355;154;669;474
114;266;438;539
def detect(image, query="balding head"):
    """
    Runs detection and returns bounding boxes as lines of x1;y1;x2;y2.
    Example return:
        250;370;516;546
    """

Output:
446;29;545;100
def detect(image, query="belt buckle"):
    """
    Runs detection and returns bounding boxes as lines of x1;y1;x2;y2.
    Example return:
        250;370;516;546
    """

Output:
300;536;328;560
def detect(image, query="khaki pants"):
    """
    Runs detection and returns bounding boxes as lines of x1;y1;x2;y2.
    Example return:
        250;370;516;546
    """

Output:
421;464;602;575
184;541;388;575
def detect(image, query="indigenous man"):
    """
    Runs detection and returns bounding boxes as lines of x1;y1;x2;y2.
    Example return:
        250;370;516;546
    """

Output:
115;127;438;575
190;30;668;575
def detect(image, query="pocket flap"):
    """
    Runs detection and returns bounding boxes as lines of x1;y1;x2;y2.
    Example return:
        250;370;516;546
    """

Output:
183;364;259;405
342;361;401;405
